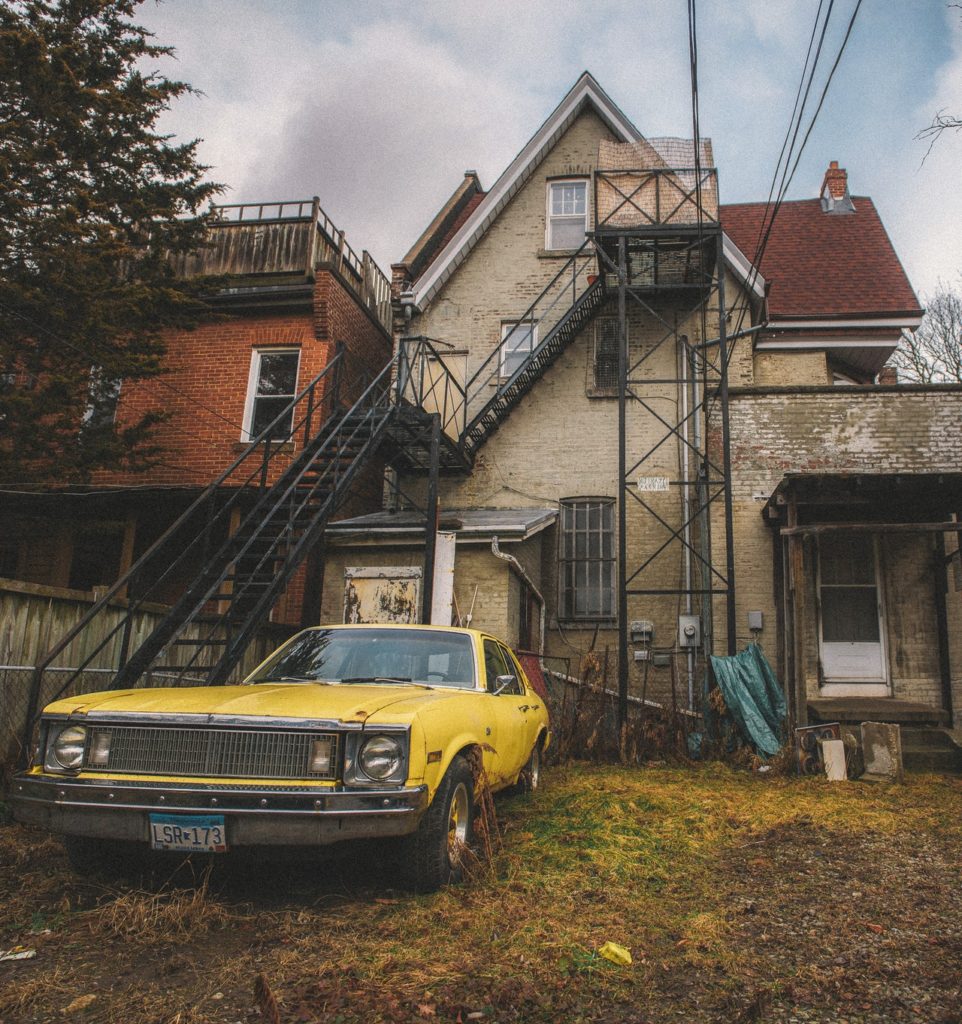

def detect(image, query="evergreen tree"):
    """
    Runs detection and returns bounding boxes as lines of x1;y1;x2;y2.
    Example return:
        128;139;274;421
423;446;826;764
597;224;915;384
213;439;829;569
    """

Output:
0;0;222;482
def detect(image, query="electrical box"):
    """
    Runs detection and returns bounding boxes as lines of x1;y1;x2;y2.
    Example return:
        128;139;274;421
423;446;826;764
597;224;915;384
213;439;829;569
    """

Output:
678;614;700;648
630;619;654;644
748;610;764;632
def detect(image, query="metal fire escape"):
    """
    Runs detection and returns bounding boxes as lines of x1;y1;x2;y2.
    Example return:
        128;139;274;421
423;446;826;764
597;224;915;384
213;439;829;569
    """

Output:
23;163;735;752
591;141;736;723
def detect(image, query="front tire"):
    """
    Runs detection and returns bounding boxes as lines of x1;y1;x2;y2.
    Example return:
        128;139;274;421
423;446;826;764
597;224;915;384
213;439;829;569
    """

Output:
397;755;474;893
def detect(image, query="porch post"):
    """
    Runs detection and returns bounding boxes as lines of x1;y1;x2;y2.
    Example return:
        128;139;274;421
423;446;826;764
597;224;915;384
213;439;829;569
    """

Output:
787;494;808;727
934;531;954;726
421;413;441;624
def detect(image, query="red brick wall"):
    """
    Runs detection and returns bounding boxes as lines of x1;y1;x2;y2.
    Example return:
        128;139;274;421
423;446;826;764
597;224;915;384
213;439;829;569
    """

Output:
95;269;392;489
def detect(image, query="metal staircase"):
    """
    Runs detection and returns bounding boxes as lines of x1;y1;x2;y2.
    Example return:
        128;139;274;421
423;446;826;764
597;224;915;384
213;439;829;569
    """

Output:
22;347;460;742
22;241;612;754
457;239;603;460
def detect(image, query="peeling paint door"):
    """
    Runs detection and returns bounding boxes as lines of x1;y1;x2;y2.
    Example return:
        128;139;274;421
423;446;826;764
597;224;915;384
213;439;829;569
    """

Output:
817;534;889;696
343;567;421;624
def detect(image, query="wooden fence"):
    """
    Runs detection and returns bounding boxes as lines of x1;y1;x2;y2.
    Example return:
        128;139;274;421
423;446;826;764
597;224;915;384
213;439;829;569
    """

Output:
0;578;291;768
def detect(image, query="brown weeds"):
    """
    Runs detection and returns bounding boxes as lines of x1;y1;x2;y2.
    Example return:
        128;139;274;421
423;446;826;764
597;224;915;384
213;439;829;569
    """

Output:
89;872;234;941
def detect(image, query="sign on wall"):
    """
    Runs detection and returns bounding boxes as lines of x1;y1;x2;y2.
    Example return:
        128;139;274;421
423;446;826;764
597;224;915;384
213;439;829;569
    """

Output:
343;566;422;624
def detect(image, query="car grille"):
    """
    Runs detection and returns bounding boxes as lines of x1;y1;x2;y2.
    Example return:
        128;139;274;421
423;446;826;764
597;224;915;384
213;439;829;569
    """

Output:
81;726;340;781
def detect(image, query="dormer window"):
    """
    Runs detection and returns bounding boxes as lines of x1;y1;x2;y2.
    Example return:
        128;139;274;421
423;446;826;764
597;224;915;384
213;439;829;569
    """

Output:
546;179;588;250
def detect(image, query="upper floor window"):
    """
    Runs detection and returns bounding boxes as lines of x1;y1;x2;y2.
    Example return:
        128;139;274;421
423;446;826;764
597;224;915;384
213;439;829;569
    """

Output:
82;367;121;431
244;348;300;441
546;179;588;250
559;497;615;620
500;321;537;378
593;318;620;391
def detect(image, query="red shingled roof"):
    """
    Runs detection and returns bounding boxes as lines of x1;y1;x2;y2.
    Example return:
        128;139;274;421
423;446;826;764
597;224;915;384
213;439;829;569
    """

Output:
720;198;921;319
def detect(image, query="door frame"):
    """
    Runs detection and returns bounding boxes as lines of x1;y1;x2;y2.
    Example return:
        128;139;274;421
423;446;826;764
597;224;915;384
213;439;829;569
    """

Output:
816;532;890;697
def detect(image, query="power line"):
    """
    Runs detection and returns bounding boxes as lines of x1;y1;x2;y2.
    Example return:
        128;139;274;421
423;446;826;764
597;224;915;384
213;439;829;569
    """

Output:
706;0;863;413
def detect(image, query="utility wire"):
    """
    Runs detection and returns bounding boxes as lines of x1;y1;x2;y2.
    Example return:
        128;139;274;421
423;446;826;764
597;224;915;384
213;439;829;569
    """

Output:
706;0;863;419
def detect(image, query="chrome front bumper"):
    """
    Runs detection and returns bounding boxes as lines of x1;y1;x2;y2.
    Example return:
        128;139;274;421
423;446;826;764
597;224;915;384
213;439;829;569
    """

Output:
10;773;429;847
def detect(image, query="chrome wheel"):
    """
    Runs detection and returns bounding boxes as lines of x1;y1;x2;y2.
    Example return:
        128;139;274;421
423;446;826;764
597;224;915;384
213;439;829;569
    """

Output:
447;780;471;864
528;745;541;791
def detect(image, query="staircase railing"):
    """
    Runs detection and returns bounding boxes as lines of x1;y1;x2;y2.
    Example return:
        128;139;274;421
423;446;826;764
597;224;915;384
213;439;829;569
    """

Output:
396;336;467;441
456;237;602;455
20;349;355;749
157;356;400;687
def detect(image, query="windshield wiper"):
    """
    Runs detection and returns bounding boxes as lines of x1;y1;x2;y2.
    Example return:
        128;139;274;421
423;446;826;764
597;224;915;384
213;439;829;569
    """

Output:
338;676;413;685
251;675;324;684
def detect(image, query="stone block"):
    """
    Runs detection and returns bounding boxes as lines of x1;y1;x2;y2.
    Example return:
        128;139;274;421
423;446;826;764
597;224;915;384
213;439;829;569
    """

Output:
860;721;904;783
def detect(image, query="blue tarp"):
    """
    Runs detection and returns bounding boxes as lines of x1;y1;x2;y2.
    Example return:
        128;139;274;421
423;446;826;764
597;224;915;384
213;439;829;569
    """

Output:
707;644;787;757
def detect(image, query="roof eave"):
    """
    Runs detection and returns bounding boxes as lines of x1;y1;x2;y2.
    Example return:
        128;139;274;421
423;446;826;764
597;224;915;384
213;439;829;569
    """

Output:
410;72;643;311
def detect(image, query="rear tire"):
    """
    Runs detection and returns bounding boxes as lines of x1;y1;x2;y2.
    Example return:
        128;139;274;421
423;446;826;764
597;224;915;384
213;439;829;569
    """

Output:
397;755;473;893
509;741;542;796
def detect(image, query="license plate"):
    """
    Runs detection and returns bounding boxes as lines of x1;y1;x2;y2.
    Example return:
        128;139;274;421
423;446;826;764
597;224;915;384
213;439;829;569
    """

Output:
149;813;227;853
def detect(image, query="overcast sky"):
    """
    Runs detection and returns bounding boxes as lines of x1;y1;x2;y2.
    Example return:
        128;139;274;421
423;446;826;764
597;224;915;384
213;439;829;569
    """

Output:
139;0;961;300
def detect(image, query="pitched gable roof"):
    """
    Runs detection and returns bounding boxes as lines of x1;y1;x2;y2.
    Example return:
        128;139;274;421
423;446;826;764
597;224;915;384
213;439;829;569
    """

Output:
409;71;644;310
720;198;922;320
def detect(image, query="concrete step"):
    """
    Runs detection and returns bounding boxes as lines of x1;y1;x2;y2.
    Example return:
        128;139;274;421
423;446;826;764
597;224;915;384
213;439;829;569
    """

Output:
901;727;962;773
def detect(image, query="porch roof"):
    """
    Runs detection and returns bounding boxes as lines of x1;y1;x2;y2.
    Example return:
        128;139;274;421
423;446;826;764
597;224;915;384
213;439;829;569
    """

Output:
764;472;962;524
326;507;557;544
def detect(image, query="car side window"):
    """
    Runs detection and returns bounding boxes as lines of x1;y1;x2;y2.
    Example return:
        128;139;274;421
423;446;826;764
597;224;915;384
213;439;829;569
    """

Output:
483;639;509;692
499;647;528;696
497;645;525;695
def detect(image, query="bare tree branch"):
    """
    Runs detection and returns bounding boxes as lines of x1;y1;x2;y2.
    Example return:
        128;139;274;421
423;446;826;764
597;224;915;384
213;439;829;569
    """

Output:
891;280;962;383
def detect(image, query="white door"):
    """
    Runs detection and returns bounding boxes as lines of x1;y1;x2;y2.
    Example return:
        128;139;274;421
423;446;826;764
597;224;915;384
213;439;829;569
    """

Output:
817;533;888;696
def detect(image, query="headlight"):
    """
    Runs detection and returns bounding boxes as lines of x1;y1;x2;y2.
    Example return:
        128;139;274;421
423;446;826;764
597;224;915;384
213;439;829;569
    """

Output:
358;735;403;780
47;725;87;771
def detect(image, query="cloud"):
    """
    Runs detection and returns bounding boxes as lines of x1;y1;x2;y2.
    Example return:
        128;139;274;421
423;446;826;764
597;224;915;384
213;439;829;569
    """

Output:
136;0;958;292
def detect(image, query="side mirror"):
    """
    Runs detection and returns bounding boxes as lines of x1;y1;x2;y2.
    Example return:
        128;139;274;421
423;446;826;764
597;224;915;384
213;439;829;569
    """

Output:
491;674;517;695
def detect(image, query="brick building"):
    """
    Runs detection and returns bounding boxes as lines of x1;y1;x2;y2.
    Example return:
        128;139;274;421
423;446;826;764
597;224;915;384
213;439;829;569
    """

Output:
6;74;960;763
320;73;962;755
1;199;393;627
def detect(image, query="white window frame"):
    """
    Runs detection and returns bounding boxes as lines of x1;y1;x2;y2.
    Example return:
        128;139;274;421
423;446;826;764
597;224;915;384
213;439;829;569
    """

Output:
82;366;122;429
558;497;615;621
545;178;589;251
499;321;538;378
242;348;301;442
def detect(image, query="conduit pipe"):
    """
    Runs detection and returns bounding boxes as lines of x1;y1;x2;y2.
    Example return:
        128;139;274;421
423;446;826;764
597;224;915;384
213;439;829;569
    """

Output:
491;535;546;658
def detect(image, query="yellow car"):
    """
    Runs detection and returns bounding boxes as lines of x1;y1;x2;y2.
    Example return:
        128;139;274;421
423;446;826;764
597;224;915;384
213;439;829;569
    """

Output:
11;624;550;891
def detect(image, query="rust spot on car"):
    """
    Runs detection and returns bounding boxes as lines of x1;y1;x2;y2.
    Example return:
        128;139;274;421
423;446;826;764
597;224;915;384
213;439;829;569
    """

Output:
481;743;497;754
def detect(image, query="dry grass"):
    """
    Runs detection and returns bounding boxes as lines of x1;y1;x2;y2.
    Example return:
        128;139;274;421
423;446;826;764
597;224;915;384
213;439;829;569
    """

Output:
88;872;235;941
1;765;961;1023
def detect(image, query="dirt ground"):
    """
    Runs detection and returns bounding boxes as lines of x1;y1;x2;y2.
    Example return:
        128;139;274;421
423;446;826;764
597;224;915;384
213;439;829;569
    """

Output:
1;764;961;1024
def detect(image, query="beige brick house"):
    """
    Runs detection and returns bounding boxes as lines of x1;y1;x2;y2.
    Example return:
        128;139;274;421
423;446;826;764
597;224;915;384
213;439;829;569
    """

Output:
319;72;962;756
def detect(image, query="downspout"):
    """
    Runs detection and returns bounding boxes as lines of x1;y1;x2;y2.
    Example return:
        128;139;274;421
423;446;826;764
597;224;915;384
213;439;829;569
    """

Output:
491;536;545;658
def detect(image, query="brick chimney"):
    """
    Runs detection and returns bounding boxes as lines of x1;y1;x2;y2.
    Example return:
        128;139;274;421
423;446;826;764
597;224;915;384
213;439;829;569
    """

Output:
820;160;855;213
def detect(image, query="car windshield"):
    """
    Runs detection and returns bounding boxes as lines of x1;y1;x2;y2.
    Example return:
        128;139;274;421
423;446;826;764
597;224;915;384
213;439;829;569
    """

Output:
247;628;478;689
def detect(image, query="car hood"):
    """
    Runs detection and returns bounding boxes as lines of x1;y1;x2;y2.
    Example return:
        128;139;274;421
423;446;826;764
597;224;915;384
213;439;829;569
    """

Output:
44;682;470;725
